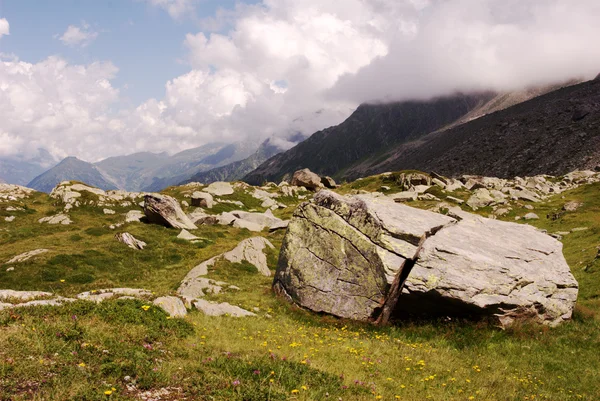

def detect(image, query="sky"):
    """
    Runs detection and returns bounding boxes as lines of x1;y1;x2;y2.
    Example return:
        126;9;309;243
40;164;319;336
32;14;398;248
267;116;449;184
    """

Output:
1;0;599;163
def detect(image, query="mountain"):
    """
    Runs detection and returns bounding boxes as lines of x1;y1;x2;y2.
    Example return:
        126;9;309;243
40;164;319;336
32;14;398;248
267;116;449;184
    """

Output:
94;152;170;191
361;77;600;178
0;149;58;186
183;134;307;185
244;81;584;184
134;141;257;192
28;157;118;193
244;92;497;184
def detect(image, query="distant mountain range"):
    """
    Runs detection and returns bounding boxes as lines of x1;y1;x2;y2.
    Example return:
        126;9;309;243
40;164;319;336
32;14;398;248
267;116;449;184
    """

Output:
182;133;307;185
26;141;258;193
244;79;591;184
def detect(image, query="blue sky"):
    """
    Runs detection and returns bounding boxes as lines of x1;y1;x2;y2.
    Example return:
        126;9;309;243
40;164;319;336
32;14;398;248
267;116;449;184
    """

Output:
0;0;598;164
0;0;246;103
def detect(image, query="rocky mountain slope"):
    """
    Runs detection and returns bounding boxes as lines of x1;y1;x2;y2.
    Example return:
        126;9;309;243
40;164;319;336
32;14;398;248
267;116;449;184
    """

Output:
27;157;118;193
245;81;586;184
354;77;600;179
244;92;497;184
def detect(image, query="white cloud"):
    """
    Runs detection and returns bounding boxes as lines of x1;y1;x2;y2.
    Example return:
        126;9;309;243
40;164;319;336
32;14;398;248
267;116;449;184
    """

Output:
58;21;98;47
0;18;9;38
145;0;197;19
328;0;600;103
0;56;119;159
2;0;600;164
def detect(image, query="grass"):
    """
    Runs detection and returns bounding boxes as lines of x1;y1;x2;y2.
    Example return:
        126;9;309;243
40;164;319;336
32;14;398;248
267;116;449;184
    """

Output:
1;176;600;400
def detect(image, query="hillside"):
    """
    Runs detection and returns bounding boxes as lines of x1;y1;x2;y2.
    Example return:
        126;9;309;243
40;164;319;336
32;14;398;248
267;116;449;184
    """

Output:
1;170;600;400
244;81;586;184
27;157;118;193
244;92;497;184
345;78;600;179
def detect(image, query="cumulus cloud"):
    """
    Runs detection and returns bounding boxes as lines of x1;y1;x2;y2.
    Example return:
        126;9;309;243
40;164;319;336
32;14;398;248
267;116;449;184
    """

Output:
0;18;9;38
58;21;98;47
328;0;600;103
0;57;119;160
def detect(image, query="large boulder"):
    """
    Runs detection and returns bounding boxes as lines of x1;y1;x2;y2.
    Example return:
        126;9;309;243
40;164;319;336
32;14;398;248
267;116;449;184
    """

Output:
291;169;323;190
274;191;453;321
143;194;197;230
274;190;578;327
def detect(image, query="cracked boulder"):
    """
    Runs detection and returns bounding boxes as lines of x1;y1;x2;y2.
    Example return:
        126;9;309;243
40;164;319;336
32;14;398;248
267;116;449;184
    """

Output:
273;190;453;321
273;190;578;327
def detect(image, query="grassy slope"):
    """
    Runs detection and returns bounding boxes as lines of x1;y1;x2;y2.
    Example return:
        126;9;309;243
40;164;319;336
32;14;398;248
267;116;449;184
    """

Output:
1;178;599;400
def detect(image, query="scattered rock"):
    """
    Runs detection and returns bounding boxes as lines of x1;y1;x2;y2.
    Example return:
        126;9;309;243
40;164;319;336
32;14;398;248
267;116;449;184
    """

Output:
6;249;49;264
222;237;275;276
38;214;72;225
4;216;15;222
204;182;234;196
523;213;540;220
193;299;256;317
390;191;418;202
446;196;464;205
291;169;323;190
466;188;495;210
563;201;582;212
191;192;214;208
115;232;147;250
232;219;264;232
153;296;187;318
125;210;144;223
103;209;116;215
321;176;337;189
144;194;197;230
571;227;589;233
177;229;202;242
0;290;53;302
77;288;152;303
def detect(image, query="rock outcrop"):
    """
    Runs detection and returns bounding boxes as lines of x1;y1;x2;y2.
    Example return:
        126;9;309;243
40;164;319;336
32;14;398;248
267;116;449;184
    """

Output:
143;194;197;230
274;190;578;327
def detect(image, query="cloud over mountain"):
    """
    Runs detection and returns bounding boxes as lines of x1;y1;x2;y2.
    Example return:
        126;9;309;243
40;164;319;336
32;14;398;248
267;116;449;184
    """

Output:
1;1;600;164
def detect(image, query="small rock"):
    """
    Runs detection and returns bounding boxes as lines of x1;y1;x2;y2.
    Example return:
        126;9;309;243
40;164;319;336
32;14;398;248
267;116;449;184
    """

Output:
562;201;582;212
204;182;234;196
115;232;147;250
191;192;214;208
523;213;539;220
6;249;49;264
193;299;256;317
321;176;337;189
177;229;202;241
4;216;15;222
38;214;72;225
103;209;116;215
153;296;187;318
524;205;534;210
125;210;144;223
